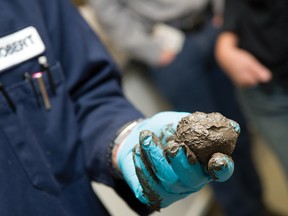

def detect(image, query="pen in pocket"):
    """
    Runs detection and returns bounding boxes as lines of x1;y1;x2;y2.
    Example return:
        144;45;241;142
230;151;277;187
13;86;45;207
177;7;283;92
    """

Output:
32;72;51;111
0;83;16;112
38;56;56;95
24;72;41;108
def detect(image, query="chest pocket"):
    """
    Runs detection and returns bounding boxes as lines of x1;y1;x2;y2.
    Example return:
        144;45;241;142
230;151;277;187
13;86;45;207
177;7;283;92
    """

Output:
0;62;84;195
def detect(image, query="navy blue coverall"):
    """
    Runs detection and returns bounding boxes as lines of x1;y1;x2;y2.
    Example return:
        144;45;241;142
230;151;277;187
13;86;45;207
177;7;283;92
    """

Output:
0;0;151;215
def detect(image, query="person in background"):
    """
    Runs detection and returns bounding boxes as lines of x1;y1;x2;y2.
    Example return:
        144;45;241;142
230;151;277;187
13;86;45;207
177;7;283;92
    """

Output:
216;0;288;186
0;0;236;215
87;0;269;215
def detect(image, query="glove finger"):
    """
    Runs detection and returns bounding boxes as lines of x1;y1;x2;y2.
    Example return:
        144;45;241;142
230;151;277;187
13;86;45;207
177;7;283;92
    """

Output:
229;119;241;134
133;144;166;210
207;153;234;182
119;153;149;206
164;140;211;190
139;130;192;193
133;144;191;210
159;124;177;146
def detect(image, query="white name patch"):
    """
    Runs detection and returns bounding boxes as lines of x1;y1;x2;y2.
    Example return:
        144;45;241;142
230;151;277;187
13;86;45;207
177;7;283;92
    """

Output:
0;26;45;72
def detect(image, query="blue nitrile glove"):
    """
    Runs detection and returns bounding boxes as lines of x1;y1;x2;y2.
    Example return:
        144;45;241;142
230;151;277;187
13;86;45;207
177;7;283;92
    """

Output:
116;112;236;210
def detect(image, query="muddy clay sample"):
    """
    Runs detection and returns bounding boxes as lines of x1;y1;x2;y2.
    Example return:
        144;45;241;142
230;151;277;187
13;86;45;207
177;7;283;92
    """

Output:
165;111;239;180
174;111;239;164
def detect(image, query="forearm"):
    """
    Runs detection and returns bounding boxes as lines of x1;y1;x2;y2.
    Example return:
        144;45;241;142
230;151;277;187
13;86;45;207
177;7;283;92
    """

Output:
216;32;272;87
216;31;239;66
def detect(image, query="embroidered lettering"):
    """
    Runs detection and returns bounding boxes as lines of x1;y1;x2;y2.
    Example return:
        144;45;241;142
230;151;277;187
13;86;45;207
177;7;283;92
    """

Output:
0;26;45;72
0;35;34;59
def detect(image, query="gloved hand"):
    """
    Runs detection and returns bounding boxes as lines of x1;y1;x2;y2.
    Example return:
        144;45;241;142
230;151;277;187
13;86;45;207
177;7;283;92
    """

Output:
116;112;236;210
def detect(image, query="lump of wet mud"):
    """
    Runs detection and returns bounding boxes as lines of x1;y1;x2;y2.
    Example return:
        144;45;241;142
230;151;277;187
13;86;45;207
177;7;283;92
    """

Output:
174;111;239;165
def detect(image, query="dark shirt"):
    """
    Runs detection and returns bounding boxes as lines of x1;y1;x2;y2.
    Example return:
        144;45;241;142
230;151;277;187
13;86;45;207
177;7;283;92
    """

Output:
223;0;288;73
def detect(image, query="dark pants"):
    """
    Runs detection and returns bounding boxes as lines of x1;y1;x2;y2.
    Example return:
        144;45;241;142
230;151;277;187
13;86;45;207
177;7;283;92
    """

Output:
149;21;265;216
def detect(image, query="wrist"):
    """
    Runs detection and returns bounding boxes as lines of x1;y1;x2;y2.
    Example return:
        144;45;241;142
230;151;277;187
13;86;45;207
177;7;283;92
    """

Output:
111;141;121;173
110;118;144;178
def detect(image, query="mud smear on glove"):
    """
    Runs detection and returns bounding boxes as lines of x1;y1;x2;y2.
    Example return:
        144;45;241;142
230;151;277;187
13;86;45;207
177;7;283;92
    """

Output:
134;131;169;211
133;140;162;211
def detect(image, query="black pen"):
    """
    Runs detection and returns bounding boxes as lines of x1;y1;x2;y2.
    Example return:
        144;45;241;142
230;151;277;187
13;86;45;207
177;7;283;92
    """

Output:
0;83;16;113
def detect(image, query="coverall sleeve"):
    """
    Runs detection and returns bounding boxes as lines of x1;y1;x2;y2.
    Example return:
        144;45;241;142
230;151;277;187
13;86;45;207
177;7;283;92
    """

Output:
40;0;152;214
87;0;163;66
